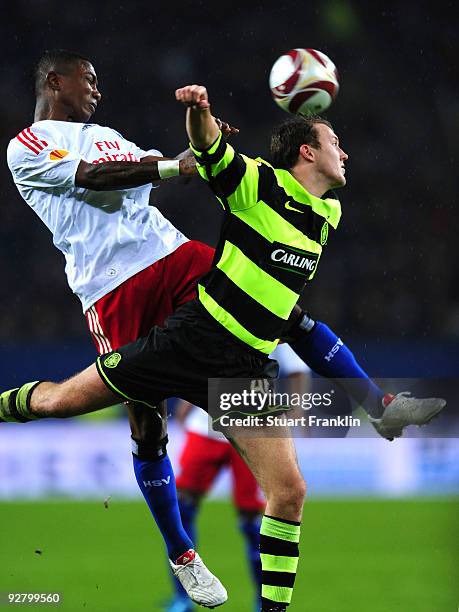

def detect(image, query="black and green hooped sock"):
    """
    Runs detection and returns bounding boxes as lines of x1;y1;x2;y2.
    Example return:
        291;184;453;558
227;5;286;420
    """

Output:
0;382;41;422
260;515;301;609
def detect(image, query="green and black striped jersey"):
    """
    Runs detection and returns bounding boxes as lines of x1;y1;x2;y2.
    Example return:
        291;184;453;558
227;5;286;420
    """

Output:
191;131;341;355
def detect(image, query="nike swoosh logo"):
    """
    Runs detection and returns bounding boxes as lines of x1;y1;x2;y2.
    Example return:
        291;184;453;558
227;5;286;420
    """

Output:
285;201;304;214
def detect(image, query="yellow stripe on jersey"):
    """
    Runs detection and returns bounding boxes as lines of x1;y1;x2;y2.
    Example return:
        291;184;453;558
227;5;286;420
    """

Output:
217;241;297;319
198;285;278;355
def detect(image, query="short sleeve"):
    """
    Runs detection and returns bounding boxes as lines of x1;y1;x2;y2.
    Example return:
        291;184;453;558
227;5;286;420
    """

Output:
7;125;81;191
104;127;163;160
139;147;163;158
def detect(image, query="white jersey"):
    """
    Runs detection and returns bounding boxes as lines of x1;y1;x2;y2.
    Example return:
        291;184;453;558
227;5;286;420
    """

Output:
7;120;188;311
185;343;310;439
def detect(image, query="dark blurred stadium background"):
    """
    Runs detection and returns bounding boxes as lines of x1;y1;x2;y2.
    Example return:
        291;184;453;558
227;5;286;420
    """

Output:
1;0;458;376
0;3;458;610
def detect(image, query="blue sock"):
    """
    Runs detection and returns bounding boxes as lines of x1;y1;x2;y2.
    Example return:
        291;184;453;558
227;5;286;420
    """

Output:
133;454;194;561
239;513;262;602
170;496;199;599
289;320;384;417
178;495;198;546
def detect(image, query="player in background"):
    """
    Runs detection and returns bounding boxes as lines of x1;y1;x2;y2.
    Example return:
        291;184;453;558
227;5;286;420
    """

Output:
2;83;446;611
165;344;310;612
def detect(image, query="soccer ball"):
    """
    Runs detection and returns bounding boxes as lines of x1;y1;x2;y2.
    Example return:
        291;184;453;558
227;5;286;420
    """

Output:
269;48;339;116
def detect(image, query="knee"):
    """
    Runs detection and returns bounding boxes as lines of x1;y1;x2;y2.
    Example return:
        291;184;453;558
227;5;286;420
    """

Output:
128;402;167;444
129;402;169;460
285;475;307;508
271;475;306;515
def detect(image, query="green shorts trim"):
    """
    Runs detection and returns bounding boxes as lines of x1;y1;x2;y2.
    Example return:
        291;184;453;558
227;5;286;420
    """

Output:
96;356;157;410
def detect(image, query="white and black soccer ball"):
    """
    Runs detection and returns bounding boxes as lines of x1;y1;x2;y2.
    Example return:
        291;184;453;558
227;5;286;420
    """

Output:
269;48;339;115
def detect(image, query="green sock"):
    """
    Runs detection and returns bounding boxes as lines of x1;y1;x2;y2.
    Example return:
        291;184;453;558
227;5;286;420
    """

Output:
260;515;301;609
0;382;41;422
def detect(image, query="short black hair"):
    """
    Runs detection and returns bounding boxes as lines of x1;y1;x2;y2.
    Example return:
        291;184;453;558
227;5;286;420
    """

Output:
34;49;92;95
270;116;333;169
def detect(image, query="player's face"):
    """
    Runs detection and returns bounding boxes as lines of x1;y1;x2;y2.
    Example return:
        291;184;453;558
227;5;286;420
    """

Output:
313;123;348;188
58;62;101;123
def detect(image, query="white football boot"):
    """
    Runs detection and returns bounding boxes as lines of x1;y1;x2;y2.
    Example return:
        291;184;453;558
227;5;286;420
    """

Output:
169;549;227;608
369;392;446;440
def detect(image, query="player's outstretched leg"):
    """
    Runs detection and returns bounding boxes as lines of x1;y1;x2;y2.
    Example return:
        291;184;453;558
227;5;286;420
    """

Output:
0;366;120;421
286;310;447;438
285;310;384;416
229;432;306;612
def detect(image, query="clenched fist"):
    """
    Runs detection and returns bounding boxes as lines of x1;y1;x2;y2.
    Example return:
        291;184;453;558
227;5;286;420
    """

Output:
175;85;210;110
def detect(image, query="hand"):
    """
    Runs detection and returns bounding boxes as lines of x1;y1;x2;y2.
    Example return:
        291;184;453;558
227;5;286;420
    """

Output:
215;117;240;138
178;84;219;150
175;85;210;110
178;156;197;176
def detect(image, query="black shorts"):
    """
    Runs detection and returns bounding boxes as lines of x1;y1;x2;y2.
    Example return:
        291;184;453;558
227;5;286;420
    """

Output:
96;300;279;411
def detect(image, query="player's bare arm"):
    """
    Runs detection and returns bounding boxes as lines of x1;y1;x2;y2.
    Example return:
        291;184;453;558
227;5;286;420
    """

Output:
74;113;240;191
175;85;220;150
74;154;196;191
